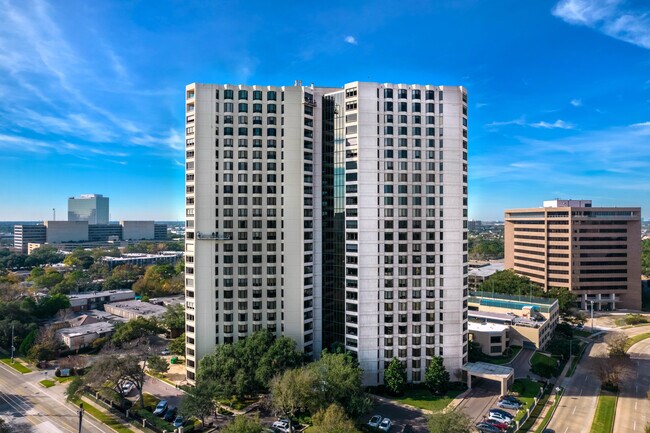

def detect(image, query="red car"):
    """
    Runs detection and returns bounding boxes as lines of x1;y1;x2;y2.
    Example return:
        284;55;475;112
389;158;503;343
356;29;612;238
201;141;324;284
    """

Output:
485;419;509;431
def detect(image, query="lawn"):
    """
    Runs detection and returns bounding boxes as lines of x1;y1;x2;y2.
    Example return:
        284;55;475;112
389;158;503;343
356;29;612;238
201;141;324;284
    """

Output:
217;396;260;410
574;329;593;338
533;388;564;433
589;392;617;433
624;333;650;352
39;379;56;388
138;392;160;410
531;352;556;368
511;379;544;422
0;357;32;374
389;387;463;412
54;376;74;383
72;398;135;433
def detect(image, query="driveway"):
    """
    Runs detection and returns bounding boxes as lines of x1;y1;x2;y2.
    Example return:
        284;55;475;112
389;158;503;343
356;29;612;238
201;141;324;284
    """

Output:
509;348;535;379
455;378;502;423
139;375;185;409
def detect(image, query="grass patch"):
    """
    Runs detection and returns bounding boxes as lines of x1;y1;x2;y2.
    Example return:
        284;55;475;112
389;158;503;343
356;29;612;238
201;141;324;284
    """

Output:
574;329;593;338
589;392;617;433
511;379;544;422
39;379;56;388
567;341;588;377
145;371;177;387
137;392;159;410
388;387;463;412
624;332;650;352
54;376;74;383
0;357;32;374
532;388;564;433
531;352;556;368
71;398;135;433
216;396;260;411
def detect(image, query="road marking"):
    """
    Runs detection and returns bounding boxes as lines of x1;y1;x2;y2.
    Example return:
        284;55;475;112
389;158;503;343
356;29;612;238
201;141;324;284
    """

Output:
564;427;569;433
636;401;638;410
634;421;636;431
572;405;577;415
579;388;583;397
584;375;589;383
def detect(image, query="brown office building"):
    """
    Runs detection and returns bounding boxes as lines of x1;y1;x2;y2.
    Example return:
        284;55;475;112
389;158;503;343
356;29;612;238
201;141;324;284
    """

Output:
505;200;641;310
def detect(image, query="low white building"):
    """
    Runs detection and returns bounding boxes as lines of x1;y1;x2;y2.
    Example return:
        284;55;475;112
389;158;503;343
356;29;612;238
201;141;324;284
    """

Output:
56;322;114;351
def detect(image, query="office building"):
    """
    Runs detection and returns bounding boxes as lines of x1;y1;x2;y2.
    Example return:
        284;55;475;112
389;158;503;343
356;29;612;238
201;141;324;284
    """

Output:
468;261;505;290
68;194;110;224
468;290;558;351
505;200;641;310
184;81;468;385
67;289;135;312
14;224;46;253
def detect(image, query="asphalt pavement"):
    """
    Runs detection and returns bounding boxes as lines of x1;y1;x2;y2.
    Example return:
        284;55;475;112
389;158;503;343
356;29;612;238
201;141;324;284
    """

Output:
614;337;650;433
0;362;107;433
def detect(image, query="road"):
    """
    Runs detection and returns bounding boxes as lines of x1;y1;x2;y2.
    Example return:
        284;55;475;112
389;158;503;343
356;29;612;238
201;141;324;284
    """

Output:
548;326;650;433
614;336;650;433
0;362;108;433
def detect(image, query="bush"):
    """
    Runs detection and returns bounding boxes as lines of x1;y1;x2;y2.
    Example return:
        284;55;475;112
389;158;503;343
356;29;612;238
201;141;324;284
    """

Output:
624;314;648;326
135;409;174;431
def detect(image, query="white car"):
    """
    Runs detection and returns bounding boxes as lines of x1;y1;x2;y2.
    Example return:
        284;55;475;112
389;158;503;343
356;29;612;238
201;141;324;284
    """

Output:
368;415;383;427
272;420;291;433
487;412;512;425
120;380;135;395
378;418;392;432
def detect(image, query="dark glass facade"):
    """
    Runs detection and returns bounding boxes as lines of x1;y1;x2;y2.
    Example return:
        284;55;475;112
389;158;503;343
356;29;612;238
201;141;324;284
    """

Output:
322;93;346;351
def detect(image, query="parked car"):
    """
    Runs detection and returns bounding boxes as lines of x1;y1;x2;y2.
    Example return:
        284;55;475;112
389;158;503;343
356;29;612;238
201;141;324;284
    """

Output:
153;400;168;416
368;415;383;427
378;418;392;432
120;380;135;395
485;419;509;431
497;399;522;410
476;423;502;433
487;412;512;425
272;420;291;433
161;348;171;356
489;408;514;421
500;395;523;405
163;407;177;422
173;415;184;428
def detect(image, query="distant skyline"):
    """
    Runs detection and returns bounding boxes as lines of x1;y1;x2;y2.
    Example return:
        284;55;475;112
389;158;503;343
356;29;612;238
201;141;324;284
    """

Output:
0;0;649;221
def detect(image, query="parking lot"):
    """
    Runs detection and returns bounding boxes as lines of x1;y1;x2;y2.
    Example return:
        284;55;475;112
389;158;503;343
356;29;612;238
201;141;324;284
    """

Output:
454;378;519;429
361;398;430;433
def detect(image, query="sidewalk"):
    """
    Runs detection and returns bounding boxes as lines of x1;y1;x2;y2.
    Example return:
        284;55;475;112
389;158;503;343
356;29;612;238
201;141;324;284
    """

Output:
80;395;149;433
525;347;575;432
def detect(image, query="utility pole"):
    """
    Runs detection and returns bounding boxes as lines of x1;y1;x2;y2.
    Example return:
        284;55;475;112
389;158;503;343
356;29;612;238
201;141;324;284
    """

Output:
10;324;15;363
590;300;595;333
78;402;84;433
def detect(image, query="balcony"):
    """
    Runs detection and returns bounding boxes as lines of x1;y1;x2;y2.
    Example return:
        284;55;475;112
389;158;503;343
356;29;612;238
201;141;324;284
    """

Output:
303;96;317;107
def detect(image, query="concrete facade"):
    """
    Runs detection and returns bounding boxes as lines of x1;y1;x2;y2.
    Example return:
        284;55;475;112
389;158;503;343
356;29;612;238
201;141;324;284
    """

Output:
184;81;469;386
121;221;155;240
468;321;509;356
56;322;114;351
13;225;46;253
45;220;89;243
67;290;135;312
505;200;642;310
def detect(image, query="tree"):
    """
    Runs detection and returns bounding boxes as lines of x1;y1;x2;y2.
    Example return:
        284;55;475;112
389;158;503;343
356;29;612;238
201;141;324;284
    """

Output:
270;367;318;419
169;332;186;356
468;238;504;260
180;384;216;427
111;317;164;346
221;416;264;433
384;358;407;395
425;356;450;394
64;248;95;269
255;336;303;386
24;246;64;267
18;328;37;355
592;356;631;392
161;303;185;337
479;270;543;297
30;267;64;289
311;403;360;433
306;352;371;417
147;355;169;376
605;332;628;357
427;410;473;433
35;294;71;318
85;354;148;408
132;263;183;297
547;287;578;315
26;326;64;361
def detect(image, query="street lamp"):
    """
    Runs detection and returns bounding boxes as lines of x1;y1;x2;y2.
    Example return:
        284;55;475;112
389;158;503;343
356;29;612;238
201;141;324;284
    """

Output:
590;300;595;333
78;402;84;433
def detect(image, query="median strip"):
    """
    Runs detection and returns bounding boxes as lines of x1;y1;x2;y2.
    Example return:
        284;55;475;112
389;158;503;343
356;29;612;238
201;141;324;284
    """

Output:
589;392;617;433
0;357;32;374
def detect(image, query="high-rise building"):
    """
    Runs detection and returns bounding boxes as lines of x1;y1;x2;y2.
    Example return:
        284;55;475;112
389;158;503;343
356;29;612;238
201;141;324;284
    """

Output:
68;194;109;224
504;200;642;310
184;81;469;385
13;224;46;253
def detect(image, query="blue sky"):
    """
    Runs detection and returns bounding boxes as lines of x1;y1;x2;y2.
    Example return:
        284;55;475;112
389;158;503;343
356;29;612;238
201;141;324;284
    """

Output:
0;0;649;221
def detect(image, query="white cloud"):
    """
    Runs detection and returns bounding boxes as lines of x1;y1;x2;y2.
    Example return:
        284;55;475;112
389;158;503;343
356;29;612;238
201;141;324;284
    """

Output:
486;118;526;127
530;119;575;129
552;0;650;49
344;35;358;45
570;98;582;106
